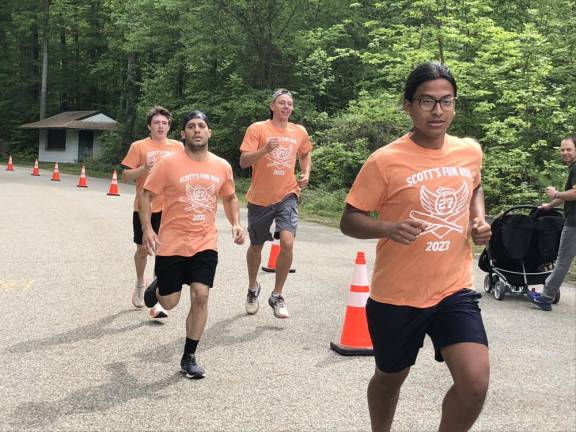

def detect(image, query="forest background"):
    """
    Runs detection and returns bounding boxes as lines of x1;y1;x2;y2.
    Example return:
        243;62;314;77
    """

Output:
1;0;575;220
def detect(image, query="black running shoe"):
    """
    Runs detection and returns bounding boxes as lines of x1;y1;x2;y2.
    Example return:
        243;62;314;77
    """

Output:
180;353;206;379
144;278;158;308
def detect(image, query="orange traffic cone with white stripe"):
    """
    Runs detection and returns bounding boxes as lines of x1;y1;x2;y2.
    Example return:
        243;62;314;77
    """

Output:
330;251;373;356
31;159;40;176
51;162;61;181
77;165;88;187
261;233;296;273
6;156;14;171
107;170;120;196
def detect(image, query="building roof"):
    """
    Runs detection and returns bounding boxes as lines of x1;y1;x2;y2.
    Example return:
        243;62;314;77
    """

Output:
20;111;118;131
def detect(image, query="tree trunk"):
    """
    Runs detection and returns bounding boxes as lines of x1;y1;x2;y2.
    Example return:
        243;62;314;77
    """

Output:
39;0;49;120
121;52;139;155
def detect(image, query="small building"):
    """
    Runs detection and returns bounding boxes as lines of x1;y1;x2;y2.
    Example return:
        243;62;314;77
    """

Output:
20;111;118;163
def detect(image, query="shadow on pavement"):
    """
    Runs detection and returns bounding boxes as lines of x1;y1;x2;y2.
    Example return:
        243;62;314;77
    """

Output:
134;313;285;364
6;310;146;354
9;362;181;429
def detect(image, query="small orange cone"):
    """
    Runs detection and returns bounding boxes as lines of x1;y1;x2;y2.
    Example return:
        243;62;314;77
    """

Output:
330;251;373;356
6;156;14;171
77;165;88;187
107;170;120;196
51;162;61;181
261;235;296;273
31;159;40;176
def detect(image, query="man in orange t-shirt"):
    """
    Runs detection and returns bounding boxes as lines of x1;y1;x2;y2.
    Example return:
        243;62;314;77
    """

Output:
239;89;312;318
341;63;491;432
140;111;245;379
121;106;183;314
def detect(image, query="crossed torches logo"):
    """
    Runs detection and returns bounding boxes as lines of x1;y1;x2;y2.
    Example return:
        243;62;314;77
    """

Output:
409;182;470;239
179;183;216;214
265;144;294;169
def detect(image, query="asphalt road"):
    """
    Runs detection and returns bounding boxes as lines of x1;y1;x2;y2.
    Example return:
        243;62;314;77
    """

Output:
0;166;574;432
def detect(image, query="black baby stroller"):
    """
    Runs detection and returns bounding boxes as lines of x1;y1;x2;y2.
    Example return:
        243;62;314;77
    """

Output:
479;205;565;302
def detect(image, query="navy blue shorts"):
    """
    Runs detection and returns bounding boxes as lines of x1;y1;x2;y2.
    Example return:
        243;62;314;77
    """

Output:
366;289;488;373
132;211;161;245
154;250;218;296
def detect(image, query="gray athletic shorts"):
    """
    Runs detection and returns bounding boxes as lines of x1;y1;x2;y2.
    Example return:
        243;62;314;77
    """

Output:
247;194;298;245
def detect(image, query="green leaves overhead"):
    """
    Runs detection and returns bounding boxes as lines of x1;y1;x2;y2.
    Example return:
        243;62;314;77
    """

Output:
1;0;574;212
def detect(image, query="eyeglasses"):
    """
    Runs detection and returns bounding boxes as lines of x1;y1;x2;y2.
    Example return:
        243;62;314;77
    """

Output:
412;97;457;111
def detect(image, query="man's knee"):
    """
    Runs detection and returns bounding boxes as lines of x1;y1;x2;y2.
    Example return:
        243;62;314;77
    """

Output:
370;367;410;396
455;373;489;403
248;244;264;254
279;232;295;252
158;292;180;310
191;285;209;306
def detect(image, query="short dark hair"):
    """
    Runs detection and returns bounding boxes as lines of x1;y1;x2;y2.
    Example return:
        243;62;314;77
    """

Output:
181;110;210;130
146;106;172;125
403;62;457;102
562;135;576;145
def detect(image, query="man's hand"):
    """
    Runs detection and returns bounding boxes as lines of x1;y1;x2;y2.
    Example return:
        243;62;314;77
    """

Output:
539;202;553;210
545;186;558;200
142;228;160;256
383;219;426;244
297;173;309;189
469;217;491;245
232;225;245;245
265;137;280;153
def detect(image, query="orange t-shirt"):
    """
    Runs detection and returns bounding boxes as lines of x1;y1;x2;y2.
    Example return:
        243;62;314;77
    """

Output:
240;120;312;206
346;134;483;308
143;151;235;257
121;137;184;213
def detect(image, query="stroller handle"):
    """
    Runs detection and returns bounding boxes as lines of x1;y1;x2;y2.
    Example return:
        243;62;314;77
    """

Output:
500;205;539;217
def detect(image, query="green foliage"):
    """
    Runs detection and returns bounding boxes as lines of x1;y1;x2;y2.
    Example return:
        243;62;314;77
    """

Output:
0;0;575;218
310;141;369;191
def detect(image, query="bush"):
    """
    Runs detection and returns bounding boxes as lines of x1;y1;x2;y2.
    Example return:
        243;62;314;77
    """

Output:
310;141;369;191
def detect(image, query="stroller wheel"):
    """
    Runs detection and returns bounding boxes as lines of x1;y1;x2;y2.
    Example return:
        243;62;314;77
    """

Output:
493;280;506;301
483;274;495;293
553;290;560;304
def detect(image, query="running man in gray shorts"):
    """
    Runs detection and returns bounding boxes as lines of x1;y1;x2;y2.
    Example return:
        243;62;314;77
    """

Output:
239;89;312;318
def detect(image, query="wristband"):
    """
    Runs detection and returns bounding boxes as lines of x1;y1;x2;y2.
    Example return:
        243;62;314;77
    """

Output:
554;192;560;199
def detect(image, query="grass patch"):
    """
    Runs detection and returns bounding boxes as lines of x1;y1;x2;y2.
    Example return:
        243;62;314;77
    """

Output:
298;188;346;228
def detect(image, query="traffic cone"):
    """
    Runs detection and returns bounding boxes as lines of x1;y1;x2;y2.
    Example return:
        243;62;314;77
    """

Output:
6;156;14;171
107;170;120;196
261;234;296;273
51;162;61;181
330;251;373;356
31;159;40;176
77;165;88;187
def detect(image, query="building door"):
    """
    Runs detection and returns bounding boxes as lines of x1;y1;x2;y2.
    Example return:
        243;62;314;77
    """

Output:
78;130;94;162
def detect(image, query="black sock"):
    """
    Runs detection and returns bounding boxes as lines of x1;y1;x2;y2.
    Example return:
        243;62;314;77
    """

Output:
184;338;199;354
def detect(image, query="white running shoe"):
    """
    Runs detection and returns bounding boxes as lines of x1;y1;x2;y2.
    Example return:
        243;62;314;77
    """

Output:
131;279;146;309
268;294;289;318
245;282;261;315
150;303;168;319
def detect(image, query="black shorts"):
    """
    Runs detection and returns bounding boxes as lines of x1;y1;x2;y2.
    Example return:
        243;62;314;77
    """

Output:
154;250;218;296
132;211;162;245
366;289;488;374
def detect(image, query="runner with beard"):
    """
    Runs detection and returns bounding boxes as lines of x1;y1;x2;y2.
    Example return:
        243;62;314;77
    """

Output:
140;111;245;378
